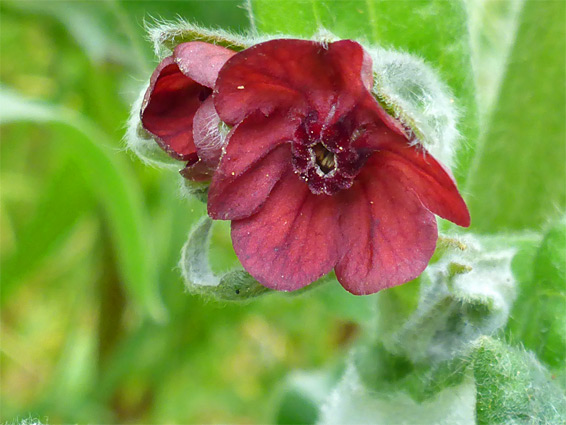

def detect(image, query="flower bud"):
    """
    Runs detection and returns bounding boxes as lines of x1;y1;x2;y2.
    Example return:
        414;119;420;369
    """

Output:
377;234;517;364
125;85;183;169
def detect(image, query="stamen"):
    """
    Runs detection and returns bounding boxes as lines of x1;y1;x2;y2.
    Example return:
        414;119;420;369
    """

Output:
313;143;335;174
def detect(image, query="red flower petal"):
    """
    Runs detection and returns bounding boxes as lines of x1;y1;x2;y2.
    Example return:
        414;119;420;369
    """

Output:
214;39;373;126
174;41;236;89
351;113;469;227
231;170;341;291
376;142;470;227
356;97;408;139
208;111;299;220
208;144;291;220
192;96;223;166
141;56;209;160
348;96;409;150
335;155;438;295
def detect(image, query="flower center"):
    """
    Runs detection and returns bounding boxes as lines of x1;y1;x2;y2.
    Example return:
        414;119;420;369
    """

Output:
313;143;336;174
291;111;369;196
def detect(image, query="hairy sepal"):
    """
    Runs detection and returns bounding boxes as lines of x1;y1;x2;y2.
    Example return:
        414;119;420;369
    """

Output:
368;48;459;169
179;216;271;301
148;21;343;59
178;177;209;204
147;20;252;58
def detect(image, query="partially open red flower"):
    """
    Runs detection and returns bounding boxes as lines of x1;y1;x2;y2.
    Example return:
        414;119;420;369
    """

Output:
141;41;235;180
208;39;470;295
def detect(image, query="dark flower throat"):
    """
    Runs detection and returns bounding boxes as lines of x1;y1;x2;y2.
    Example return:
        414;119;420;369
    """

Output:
313;143;336;174
292;110;369;196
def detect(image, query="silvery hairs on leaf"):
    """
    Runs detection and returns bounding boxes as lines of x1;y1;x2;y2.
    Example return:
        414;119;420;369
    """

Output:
317;360;476;425
470;336;566;424
368;47;460;169
179;216;270;301
378;234;517;364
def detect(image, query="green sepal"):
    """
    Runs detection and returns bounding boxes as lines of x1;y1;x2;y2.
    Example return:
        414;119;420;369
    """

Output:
178;177;209;204
179;216;271;301
369;48;459;169
147;20;251;58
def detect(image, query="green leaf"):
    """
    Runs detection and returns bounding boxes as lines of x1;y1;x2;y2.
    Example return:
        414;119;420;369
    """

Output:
471;336;566;425
4;0;251;78
353;341;470;403
466;0;566;231
466;0;525;121
0;88;167;321
507;218;566;371
4;0;142;68
350;336;566;424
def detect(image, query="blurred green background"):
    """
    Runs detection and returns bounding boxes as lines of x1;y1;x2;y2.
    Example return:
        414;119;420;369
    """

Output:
1;0;564;423
0;1;371;423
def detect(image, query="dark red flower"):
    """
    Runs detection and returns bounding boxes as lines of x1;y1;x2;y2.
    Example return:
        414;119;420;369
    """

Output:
141;41;235;180
208;39;470;295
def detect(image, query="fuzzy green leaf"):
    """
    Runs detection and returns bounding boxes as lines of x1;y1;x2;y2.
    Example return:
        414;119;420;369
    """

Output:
507;218;566;371
349;336;566;424
466;0;566;231
471;337;566;425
